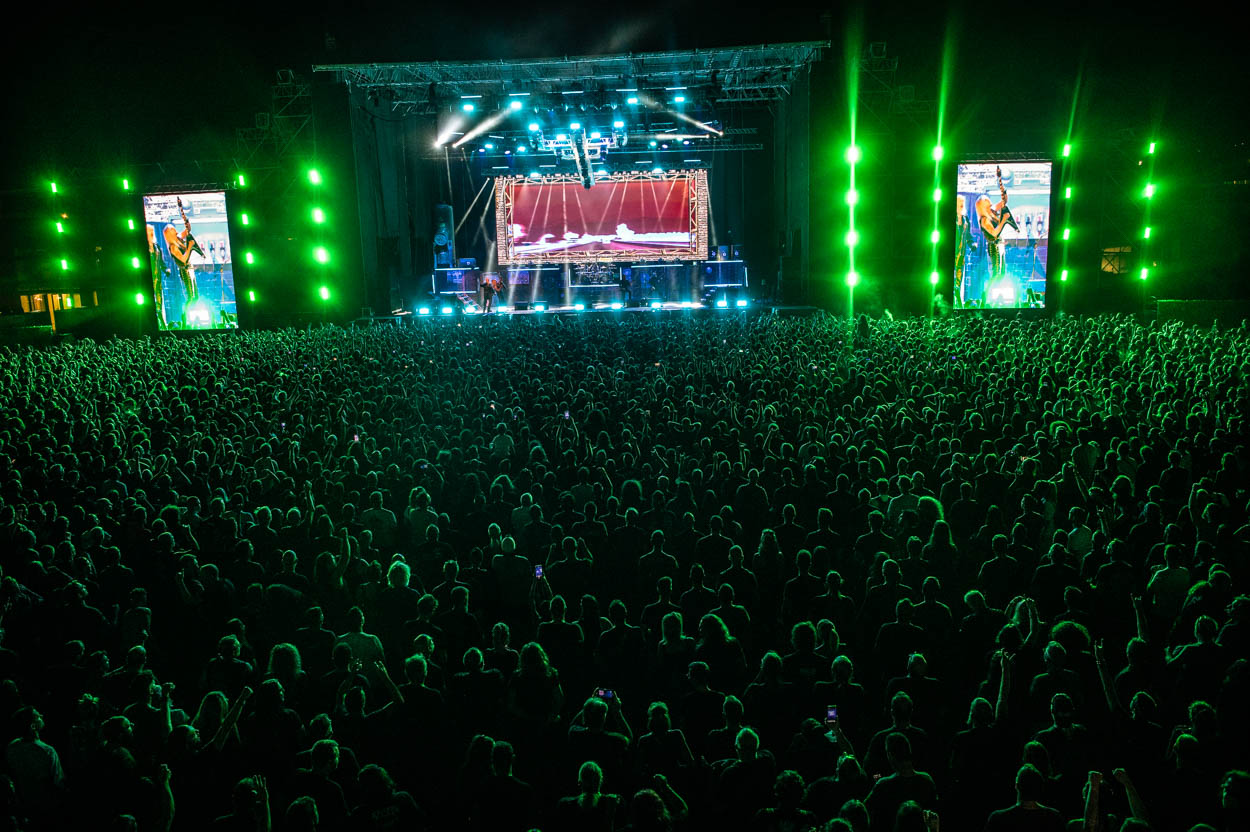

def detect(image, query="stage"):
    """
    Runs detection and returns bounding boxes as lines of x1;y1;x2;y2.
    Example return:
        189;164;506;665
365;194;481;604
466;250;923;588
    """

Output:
351;301;823;326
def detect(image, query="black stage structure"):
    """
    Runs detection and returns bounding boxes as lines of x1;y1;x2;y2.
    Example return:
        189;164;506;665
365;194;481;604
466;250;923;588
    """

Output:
314;44;826;317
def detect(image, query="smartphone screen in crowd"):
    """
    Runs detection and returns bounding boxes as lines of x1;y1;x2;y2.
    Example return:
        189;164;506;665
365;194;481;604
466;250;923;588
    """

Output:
534;564;544;578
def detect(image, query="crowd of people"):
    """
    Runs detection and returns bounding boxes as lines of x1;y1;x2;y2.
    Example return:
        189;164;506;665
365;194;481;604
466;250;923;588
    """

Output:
1;310;1248;832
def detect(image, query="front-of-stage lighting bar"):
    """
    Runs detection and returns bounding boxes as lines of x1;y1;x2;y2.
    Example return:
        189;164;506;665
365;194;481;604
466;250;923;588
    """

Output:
736;299;749;308
441;305;455;315
650;301;662;309
573;303;586;311
534;302;548;312
681;301;695;309
715;298;729;308
610;302;624;310
418;306;431;316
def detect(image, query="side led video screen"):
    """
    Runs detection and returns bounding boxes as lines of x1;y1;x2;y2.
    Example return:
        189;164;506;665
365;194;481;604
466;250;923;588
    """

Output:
955;161;1052;308
143;191;238;329
496;169;708;264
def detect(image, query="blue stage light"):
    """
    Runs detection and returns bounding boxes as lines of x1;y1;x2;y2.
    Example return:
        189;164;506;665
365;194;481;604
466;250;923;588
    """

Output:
517;145;527;153
440;306;454;315
735;299;749;308
649;140;657;147
556;134;567;141
534;302;547;312
613;120;624;129
462;103;475;112
652;166;663;173
610;302;623;310
484;143;494;149
627;96;639;104
674;95;686;103
528;122;540;131
418;307;431;315
649;301;662;309
529;171;541;178
573;303;585;311
509;100;523;110
590;131;601;139
716;298;729;308
569;122;581;130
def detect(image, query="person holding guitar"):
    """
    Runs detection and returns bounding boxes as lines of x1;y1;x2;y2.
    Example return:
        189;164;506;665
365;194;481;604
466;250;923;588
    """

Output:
974;168;1018;302
146;223;170;327
161;197;205;324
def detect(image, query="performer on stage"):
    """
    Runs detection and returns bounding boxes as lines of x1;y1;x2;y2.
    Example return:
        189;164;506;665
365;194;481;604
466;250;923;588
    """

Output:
955;195;972;305
481;273;502;313
618;273;633;304
975;194;1013;300
162;197;205;324
147;224;170;327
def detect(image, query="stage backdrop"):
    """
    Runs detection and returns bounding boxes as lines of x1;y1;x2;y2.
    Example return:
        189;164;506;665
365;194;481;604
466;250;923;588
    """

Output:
495;170;708;264
142;191;238;330
954;161;1052;309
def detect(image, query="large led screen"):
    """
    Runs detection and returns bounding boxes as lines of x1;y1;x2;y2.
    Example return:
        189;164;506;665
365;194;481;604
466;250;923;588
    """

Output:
496;170;708;264
955;161;1052;309
143;191;238;329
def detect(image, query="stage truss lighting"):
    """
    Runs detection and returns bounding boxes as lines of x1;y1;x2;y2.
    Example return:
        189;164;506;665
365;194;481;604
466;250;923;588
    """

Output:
135;292;145;305
308;169;322;185
131;257;141;269
319;285;331;300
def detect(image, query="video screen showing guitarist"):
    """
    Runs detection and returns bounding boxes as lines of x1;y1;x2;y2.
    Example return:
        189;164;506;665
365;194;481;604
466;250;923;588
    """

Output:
955;162;1051;308
142;191;238;329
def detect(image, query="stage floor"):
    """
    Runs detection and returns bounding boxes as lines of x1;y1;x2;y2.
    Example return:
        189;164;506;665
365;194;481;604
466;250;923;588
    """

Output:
353;301;823;326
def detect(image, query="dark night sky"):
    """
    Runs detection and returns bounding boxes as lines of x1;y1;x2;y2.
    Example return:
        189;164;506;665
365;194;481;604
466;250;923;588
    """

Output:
3;0;1246;186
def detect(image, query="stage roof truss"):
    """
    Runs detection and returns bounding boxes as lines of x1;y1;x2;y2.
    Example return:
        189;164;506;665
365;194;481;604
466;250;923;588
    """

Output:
315;42;826;114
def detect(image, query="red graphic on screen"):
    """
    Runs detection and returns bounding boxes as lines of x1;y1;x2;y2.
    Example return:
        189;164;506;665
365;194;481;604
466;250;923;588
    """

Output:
507;178;692;259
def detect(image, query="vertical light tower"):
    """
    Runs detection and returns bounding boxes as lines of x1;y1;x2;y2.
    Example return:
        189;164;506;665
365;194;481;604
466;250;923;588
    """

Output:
308;167;330;311
1057;142;1074;304
235;172;257;307
1140;141;1157;288
846;143;861;317
929;144;944;313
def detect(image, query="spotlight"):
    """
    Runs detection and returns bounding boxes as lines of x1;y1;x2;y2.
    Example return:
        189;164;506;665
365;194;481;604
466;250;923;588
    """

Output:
1060;270;1069;282
1062;143;1072;157
130;256;141;269
570;122;581;130
1062;228;1070;240
649;301;662;309
1144;227;1152;239
237;174;247;187
610;302;623;310
556;134;567;141
846;271;860;287
314;247;329;263
652;166;663;173
933;188;942;202
613;120;624;129
517;145;527;153
1143;184;1155;199
845;189;859;206
574;303;585;311
681;301;695;309
134;292;145;305
649;141;657;147
1148;141;1156;154
1139;268;1148;280
627;96;639;105
240;213;249;226
128;218;136;230
930;230;940;244
845;230;859;247
60;259;69;271
528;122;540;131
715;298;728;308
245;252;254;264
529;171;541;178
1065;187;1072;199
590;131;601;139
484;143;494;150
929;271;940;285
735;299;749;308
509;100;523;110
122;178;130;190
441;305;454;314
312;208;325;224
418;306;431;315
248;290;257;302
845;146;861;164
318;285;331;300
674;95;685;103
307;169;322;185
463;102;475;112
534;302;548;312
682;140;690;146
932;145;944;161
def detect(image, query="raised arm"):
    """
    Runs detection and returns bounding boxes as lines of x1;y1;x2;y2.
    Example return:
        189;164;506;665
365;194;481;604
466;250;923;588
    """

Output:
1112;768;1150;825
994;650;1013;723
1083;770;1103;832
1093;640;1122;715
